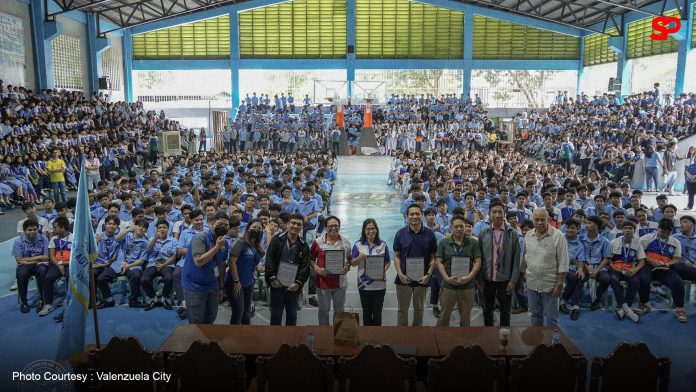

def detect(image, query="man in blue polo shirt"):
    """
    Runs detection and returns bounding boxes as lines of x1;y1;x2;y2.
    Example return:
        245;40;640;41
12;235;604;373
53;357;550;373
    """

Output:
296;186;320;241
393;204;437;326
13;219;50;313
582;216;612;310
182;212;230;324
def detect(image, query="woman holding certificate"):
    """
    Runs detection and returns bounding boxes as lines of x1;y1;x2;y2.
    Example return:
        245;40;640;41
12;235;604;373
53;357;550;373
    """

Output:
309;216;352;325
350;219;391;326
435;215;482;326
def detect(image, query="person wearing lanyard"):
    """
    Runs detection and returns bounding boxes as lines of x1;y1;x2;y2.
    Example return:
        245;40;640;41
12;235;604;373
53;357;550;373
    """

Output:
48;217;73;322
673;216;696;283
226;219;265;325
350;219;391;326
435;215;482;327
93;216;123;309
104;218;149;308
560;219;587;321
174;209;208;320
637;218;687;323
608;221;644;323
581;216;611;311
265;213;310;326
142;220;178;311
183;212;231;324
478;200;521;327
13;219;50;314
393;204;437;327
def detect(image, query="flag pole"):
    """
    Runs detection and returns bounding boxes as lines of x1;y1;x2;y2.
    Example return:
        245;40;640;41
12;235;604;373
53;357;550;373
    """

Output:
81;151;101;350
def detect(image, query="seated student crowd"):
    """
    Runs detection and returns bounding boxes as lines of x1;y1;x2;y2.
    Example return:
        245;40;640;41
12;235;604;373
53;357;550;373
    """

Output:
391;137;696;326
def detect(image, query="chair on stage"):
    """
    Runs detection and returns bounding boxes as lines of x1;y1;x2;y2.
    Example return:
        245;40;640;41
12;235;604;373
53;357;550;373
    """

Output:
590;343;670;392
256;344;334;392
166;341;245;392
337;345;418;392
87;336;156;392
509;344;587;392
428;345;506;392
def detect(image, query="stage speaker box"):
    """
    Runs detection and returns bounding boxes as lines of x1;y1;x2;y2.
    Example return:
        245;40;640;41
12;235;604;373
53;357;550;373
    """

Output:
98;76;110;90
157;131;182;157
347;45;354;53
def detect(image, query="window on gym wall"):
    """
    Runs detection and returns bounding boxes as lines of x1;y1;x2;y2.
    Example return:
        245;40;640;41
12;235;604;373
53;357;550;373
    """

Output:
238;69;347;105
684;51;696;94
578;62;618;97
630;52;678;94
353;69;463;102
470;70;577;108
52;35;84;91
133;70;232;101
101;46;122;92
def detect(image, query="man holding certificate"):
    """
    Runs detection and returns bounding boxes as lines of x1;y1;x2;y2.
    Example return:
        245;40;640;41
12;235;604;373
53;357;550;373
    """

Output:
393;204;438;326
309;216;352;325
435;215;482;326
265;213;310;326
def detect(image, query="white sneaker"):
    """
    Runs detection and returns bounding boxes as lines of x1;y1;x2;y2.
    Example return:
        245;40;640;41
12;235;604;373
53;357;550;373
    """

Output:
38;304;54;317
10;280;17;291
616;308;626;320
626;309;640;323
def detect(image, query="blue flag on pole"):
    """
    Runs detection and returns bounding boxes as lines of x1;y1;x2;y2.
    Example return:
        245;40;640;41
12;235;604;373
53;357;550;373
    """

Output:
56;162;98;365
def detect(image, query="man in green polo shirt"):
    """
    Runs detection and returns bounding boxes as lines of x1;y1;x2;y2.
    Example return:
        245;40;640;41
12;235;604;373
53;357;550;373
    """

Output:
435;214;482;327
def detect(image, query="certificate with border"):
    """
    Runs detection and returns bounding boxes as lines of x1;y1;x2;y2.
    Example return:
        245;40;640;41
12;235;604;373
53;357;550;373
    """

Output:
324;249;345;275
277;261;299;287
365;255;385;281
406;257;424;281
450;256;471;278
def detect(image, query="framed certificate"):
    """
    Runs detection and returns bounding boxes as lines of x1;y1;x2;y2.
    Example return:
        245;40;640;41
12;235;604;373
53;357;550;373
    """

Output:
324;249;345;275
450;256;471;278
277;262;299;287
405;257;424;282
365;255;385;281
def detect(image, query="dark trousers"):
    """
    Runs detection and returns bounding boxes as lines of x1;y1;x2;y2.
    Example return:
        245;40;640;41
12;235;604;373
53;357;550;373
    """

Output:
609;270;640;306
332;142;340;156
673;263;696;281
687;182;696;208
270;287;300;325
359;289;386;326
429;269;442;305
173;266;185;303
41;263;63;305
562;270;588;306
483;280;511;326
308;268;317;296
96;267;143;302
226;283;254;325
590;269;611;303
514;279;528;308
199;140;207;151
141;266;174;299
637;266;685;307
16;264;40;304
580;158;591;176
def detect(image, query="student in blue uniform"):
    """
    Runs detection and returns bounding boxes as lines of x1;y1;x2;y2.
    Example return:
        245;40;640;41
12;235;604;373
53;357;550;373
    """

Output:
142;220;178;311
13;219;50;313
608;221;644;323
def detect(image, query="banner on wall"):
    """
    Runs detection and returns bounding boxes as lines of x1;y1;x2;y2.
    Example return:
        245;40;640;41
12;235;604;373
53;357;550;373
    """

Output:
0;11;25;87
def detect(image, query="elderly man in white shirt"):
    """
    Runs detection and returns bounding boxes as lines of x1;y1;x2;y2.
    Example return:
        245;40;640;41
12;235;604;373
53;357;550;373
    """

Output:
521;209;569;327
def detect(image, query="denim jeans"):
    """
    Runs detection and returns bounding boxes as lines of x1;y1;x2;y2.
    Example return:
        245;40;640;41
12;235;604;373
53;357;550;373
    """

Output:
663;171;677;192
562;270;587;306
528;288;560;327
226;283;254;325
270;287;300;325
317;287;347;325
184;288;219;324
51;181;67;203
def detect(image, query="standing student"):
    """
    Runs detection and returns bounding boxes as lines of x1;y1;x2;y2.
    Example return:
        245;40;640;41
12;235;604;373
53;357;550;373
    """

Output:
478;199;521;327
436;215;482;327
521;209;569;327
226;219;265;325
46;149;67;203
182;212;230;324
393;204;437;326
350;219;391;326
265;213;310;326
309;216;352;325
